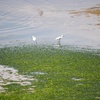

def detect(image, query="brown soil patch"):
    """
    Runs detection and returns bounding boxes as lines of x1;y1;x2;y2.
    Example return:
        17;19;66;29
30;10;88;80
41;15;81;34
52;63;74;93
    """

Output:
85;7;100;16
69;6;100;16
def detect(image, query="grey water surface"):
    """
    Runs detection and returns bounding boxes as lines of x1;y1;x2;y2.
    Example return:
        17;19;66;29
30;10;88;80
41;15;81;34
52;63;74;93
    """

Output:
0;0;100;49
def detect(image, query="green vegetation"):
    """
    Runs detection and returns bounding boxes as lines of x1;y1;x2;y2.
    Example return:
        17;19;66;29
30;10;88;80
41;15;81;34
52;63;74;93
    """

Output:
0;45;100;100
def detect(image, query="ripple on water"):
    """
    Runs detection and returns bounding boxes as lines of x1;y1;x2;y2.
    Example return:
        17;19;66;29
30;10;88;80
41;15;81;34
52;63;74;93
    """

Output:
0;0;100;49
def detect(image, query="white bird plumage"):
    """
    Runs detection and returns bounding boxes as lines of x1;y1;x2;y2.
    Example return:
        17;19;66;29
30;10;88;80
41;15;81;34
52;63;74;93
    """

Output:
55;35;64;40
55;35;64;45
32;36;36;41
32;35;37;44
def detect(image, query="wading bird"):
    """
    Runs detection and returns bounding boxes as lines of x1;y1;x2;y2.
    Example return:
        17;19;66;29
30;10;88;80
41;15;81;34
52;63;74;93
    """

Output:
55;35;64;45
32;36;37;44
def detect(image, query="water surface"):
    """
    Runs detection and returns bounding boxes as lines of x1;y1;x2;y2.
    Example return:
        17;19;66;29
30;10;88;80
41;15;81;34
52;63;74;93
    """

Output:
0;0;100;49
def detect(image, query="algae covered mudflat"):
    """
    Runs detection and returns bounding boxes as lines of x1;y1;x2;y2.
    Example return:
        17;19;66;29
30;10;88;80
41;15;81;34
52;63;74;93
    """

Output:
0;45;100;100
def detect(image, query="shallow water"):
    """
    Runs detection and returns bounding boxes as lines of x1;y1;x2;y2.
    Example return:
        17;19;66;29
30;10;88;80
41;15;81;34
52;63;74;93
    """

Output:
0;0;100;49
0;65;35;92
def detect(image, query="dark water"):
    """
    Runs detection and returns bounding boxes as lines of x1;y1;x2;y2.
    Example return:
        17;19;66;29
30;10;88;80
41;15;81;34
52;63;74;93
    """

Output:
0;0;100;49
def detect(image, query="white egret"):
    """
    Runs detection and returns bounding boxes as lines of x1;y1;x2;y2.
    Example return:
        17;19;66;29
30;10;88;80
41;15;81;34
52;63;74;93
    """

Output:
55;35;64;45
32;36;37;44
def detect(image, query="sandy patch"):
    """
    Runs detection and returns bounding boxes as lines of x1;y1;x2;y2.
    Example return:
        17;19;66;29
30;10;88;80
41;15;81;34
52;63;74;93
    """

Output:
0;65;35;92
69;6;100;16
72;77;83;81
30;71;47;75
96;97;100;99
